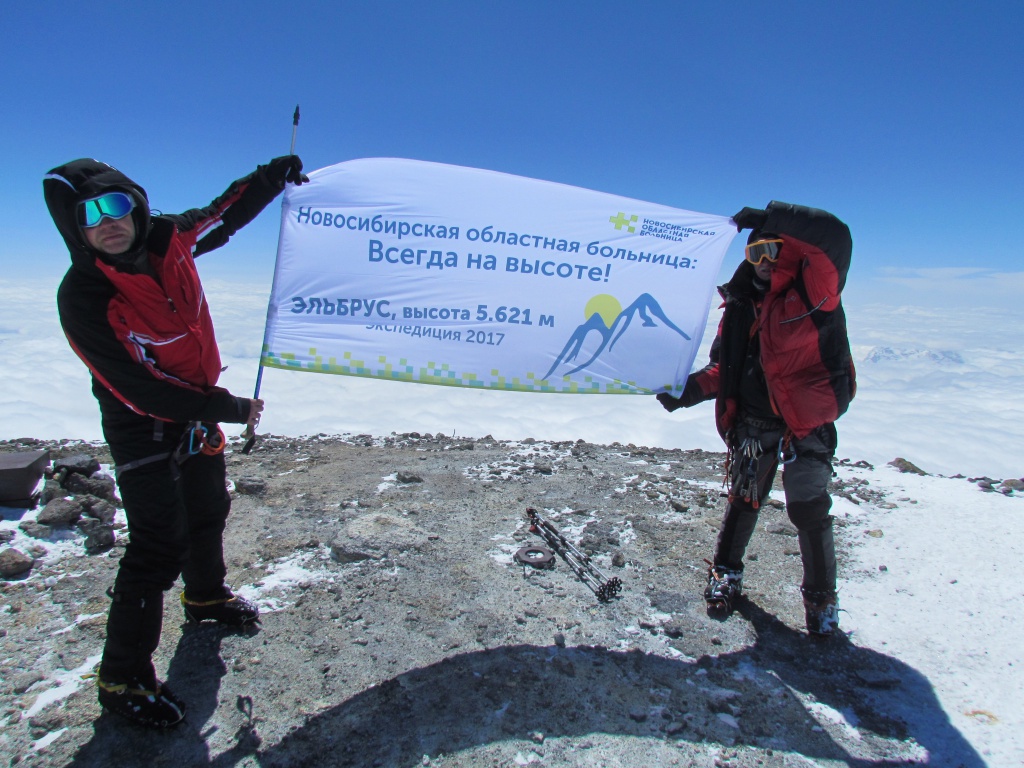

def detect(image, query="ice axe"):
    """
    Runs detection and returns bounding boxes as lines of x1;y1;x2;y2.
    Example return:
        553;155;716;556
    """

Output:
241;104;300;455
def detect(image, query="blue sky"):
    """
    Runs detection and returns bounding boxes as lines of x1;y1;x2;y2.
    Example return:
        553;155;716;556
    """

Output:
3;1;1020;292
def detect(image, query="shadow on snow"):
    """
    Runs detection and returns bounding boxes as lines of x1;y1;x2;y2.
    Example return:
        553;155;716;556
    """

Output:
67;600;984;768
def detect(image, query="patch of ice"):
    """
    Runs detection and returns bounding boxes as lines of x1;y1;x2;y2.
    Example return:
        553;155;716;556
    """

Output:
50;612;104;636
32;727;67;751
23;653;102;719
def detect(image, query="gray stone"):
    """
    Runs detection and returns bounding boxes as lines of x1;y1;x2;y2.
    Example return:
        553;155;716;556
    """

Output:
396;471;423;484
854;669;902;689
80;496;118;524
53;455;101;477
766;522;798;537
888;458;928;475
663;622;685;638
76;518;115;550
37;497;84;526
1001;478;1024;491
0;530;14;544
331;513;434;563
38;480;64;505
19;521;52;539
234;477;267;495
0;548;33;577
10;671;44;694
63;471;116;501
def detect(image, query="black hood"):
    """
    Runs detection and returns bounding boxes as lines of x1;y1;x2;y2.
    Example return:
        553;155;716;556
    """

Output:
43;159;151;269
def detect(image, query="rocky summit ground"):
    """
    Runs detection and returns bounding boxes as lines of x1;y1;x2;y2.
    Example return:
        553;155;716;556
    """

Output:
0;433;965;767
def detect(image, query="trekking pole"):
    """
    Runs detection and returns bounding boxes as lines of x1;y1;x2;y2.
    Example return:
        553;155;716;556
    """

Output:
241;104;300;455
289;104;300;154
526;508;622;602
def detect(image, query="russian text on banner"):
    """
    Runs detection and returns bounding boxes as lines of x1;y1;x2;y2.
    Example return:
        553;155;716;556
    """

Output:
261;158;736;395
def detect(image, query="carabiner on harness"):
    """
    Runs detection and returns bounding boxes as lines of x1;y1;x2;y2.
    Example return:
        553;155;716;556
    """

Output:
731;437;765;509
174;422;226;464
778;434;797;465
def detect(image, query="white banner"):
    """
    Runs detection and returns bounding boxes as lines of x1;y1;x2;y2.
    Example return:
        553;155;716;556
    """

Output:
261;159;736;395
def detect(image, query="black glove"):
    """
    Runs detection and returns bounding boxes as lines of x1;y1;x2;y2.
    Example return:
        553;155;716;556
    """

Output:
731;206;767;232
264;155;309;189
656;392;683;412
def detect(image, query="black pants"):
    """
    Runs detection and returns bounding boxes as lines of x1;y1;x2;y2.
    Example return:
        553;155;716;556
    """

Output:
99;439;231;684
713;421;837;594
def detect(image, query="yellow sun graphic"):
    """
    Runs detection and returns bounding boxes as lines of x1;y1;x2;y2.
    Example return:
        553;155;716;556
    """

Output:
584;294;623;328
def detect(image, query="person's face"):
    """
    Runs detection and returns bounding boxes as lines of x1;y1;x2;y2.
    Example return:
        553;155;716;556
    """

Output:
83;213;136;255
753;259;776;282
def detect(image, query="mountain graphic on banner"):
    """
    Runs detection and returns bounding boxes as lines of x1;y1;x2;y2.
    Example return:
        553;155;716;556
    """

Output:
542;293;691;381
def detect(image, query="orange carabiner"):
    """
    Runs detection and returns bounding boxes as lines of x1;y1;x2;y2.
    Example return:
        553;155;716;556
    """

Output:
200;424;226;455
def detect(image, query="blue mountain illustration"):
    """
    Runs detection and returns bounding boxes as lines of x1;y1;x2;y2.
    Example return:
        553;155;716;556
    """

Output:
542;293;690;380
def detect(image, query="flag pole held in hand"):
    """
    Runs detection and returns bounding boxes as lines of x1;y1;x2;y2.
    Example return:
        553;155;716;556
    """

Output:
242;104;301;455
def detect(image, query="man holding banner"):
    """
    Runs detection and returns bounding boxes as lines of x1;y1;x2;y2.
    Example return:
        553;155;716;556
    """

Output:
43;154;306;727
658;201;855;638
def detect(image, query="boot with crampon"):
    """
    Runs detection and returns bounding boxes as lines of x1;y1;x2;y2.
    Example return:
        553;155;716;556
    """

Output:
181;587;259;626
704;563;743;617
802;589;840;638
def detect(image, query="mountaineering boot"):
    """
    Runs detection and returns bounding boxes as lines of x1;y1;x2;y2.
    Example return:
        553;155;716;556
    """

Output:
704;564;743;617
181;588;259;626
97;677;185;728
802;589;840;637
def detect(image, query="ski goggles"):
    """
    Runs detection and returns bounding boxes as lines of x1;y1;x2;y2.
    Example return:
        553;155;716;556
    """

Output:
744;238;783;266
78;192;135;228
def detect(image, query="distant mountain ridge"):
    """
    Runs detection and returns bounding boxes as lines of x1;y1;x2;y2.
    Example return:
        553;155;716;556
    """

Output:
863;346;964;365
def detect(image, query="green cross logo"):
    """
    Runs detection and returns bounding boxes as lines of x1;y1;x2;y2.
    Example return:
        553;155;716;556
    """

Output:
609;212;638;233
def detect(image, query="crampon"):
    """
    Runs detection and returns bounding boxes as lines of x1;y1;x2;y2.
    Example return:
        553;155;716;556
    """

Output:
703;559;743;618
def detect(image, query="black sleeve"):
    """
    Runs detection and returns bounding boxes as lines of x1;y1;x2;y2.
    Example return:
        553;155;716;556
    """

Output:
57;274;250;424
164;161;288;257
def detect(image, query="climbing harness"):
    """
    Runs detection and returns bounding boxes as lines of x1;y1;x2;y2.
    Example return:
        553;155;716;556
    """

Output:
173;422;225;464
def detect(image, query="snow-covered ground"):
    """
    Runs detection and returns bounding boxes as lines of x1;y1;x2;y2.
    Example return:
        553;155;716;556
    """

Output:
2;273;1022;765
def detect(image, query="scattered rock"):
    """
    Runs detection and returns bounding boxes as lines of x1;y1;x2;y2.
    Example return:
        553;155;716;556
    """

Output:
76;517;116;550
234;477;267;495
38;479;64;505
766;522;798;537
10;671;44;694
663;622;685;638
36;497;84;526
63;471;116;501
854;669;902;689
396;471;423;484
888;458;927;475
80;495;118;524
0;548;33;577
53;455;101;477
332;513;433;562
18;521;52;539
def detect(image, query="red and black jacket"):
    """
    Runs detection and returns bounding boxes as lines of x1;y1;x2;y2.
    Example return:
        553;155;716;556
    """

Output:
43;159;284;454
682;201;856;440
